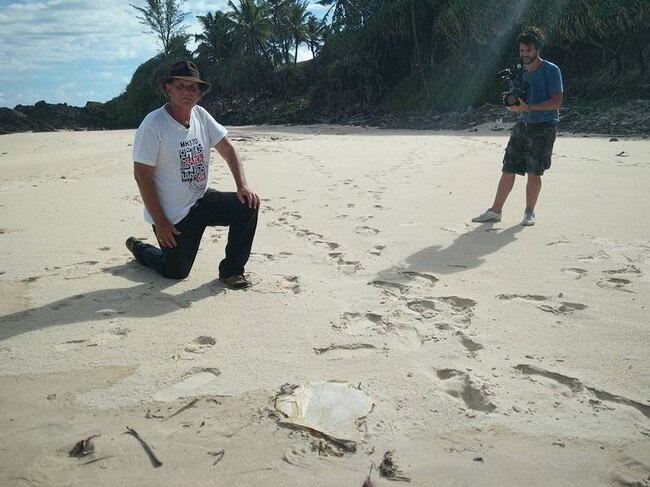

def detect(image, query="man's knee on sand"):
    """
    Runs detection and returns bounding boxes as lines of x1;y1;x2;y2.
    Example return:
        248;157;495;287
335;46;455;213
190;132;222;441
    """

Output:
163;264;192;280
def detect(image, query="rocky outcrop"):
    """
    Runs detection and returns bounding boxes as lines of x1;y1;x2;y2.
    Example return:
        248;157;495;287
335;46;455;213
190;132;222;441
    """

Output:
1;99;648;137
0;107;55;134
0;101;108;135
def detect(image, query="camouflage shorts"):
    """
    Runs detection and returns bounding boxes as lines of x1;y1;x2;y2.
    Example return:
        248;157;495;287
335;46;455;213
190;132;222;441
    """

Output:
502;121;558;176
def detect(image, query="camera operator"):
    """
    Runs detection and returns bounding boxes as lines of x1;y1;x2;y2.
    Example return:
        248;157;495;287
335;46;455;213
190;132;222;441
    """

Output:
472;27;563;226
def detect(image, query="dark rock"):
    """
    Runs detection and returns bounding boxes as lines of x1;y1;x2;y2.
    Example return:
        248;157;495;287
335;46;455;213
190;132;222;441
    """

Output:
0;107;56;134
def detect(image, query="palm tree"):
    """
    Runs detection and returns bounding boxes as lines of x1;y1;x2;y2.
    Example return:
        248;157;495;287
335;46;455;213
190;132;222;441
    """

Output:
287;0;310;63
266;0;293;64
317;0;353;29
227;0;273;59
194;11;236;63
304;14;328;57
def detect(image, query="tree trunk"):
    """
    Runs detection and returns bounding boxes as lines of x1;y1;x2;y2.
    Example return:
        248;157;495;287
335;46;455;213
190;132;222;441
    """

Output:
633;34;646;73
411;0;435;107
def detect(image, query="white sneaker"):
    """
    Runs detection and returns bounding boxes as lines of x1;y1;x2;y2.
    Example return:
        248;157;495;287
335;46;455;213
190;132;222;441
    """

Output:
472;208;502;222
521;209;535;226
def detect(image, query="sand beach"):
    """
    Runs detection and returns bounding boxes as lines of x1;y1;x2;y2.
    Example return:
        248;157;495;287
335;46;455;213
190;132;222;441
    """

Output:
0;125;649;486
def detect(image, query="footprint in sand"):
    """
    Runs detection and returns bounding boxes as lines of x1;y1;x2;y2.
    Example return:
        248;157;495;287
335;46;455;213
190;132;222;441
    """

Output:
313;343;377;359
514;364;583;396
407;296;476;322
406;299;438;319
576;250;612;262
604;266;641;277
497;294;587;315
597;266;641;293
279;275;301;294
184;336;216;354
497;293;548;302
333;312;384;334
379;322;422;351
538;301;588;314
561;268;588;279
249;252;279;263
368;245;385;256
369;280;410;296
459;334;484;355
55;326;130;352
515;364;650;419
280;211;302;221
327;253;362;274
436;296;477;312
597;277;633;292
401;271;439;286
315;240;340;250
355;226;379;237
154;367;221;402
437;369;496;412
607;461;650;487
49;293;86;310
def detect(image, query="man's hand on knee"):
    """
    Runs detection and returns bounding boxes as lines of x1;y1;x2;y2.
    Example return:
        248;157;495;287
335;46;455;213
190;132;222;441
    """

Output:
154;219;181;247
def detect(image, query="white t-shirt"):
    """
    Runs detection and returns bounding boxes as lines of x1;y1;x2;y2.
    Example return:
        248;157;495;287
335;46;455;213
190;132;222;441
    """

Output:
132;104;227;224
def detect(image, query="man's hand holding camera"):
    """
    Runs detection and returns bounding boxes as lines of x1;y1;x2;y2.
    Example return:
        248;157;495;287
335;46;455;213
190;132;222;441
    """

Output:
506;97;530;113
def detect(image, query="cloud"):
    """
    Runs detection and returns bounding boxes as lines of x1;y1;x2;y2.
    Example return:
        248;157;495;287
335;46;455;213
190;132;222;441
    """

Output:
0;0;160;105
1;1;159;65
0;0;325;107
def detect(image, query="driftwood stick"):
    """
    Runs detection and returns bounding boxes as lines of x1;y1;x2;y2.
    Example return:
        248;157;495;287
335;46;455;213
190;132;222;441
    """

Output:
163;398;199;421
124;426;163;468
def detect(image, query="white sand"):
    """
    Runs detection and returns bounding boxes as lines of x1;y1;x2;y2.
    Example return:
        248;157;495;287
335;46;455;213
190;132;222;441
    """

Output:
0;125;649;486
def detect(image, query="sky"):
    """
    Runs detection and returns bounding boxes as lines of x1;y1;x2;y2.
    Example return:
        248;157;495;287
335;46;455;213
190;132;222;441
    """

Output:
0;0;327;108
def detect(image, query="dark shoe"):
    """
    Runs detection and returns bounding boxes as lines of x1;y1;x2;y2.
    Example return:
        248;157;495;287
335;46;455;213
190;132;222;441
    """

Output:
125;237;146;265
219;275;251;290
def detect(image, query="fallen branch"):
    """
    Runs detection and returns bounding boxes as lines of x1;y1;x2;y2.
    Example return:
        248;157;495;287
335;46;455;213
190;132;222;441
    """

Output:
124;426;163;468
163;398;199;421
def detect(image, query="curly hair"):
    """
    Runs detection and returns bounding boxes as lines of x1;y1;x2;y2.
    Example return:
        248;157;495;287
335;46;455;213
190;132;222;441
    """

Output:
517;27;545;50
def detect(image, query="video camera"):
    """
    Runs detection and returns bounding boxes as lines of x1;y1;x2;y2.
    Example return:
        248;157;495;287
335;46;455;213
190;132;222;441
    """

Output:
496;62;529;107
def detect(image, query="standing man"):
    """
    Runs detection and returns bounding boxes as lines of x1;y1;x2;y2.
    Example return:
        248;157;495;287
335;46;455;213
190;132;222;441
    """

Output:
472;27;563;226
126;60;260;289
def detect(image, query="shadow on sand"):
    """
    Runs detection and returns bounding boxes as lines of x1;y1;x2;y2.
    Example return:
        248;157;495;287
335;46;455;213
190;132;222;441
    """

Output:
379;223;524;280
0;263;226;342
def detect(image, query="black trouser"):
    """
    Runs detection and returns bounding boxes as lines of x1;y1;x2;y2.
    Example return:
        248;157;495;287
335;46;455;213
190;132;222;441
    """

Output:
133;189;258;279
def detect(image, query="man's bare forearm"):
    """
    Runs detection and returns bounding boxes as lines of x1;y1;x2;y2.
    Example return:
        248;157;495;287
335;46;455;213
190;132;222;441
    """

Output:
215;137;248;189
134;165;167;224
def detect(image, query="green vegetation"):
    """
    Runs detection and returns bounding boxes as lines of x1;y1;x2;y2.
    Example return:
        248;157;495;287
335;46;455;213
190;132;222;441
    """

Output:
106;0;650;126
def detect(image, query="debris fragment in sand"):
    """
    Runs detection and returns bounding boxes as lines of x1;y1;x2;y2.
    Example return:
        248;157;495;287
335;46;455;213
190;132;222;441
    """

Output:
274;381;374;445
69;434;99;457
379;450;411;482
208;449;225;465
145;409;165;419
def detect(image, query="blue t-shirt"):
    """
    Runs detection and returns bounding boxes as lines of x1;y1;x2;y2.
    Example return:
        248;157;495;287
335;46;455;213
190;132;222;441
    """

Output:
521;60;563;124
